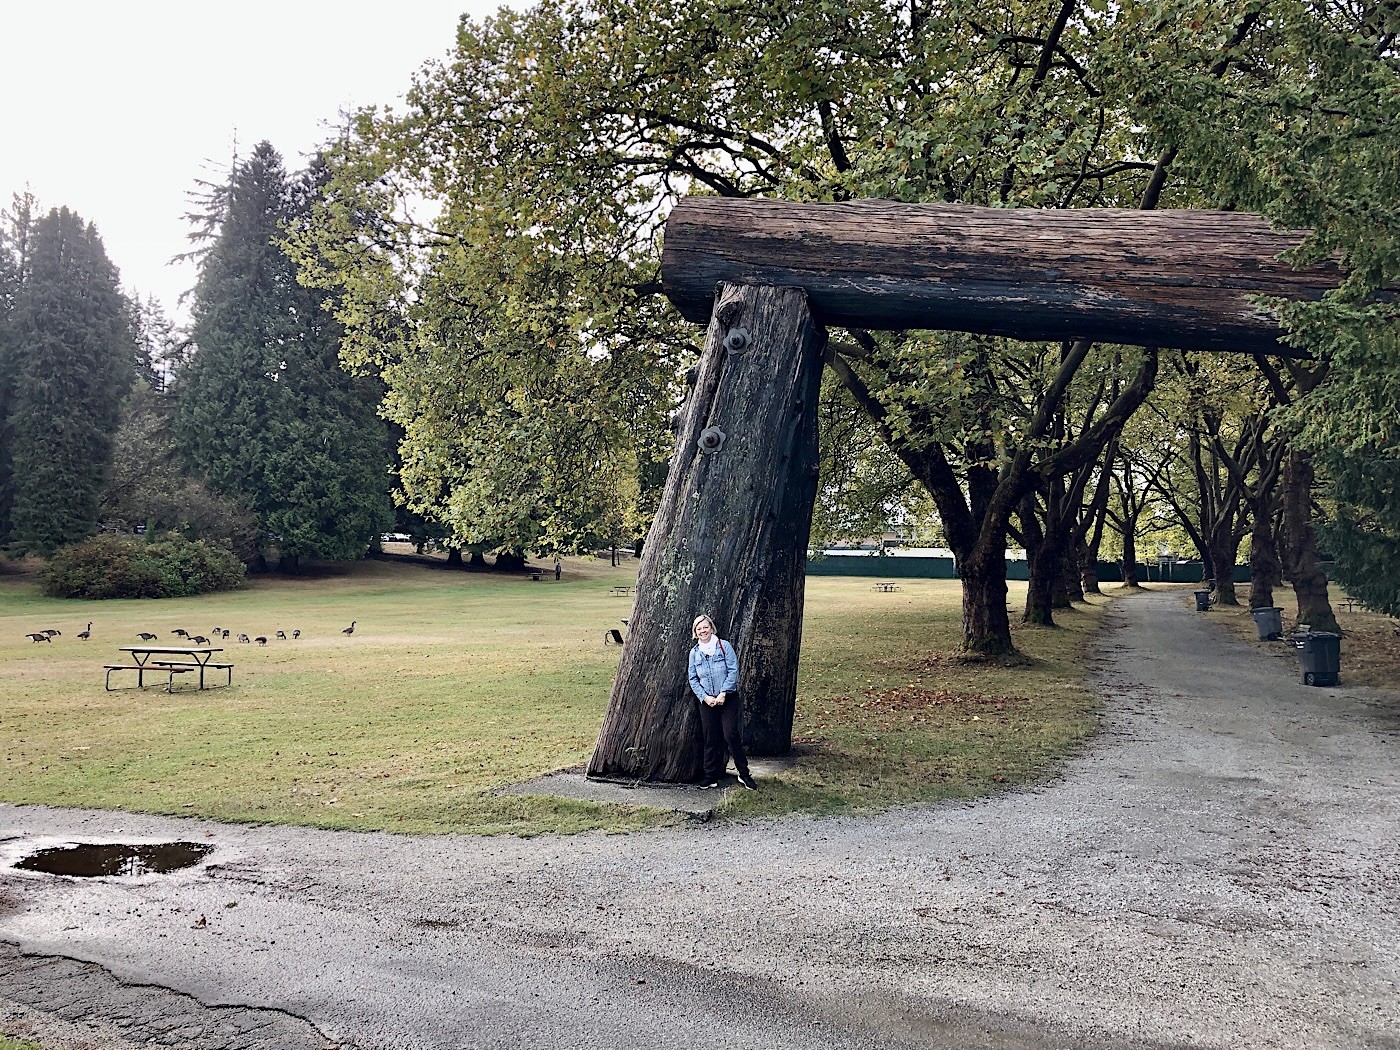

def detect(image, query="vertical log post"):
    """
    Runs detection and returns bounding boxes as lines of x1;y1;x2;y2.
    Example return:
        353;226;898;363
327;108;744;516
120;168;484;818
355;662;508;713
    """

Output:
587;283;824;782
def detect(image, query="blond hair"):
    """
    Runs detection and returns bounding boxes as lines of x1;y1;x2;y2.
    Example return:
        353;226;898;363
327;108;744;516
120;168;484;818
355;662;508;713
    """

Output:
691;614;716;638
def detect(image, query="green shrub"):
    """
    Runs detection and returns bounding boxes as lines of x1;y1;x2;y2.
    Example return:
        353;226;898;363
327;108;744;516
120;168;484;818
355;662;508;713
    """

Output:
42;534;245;599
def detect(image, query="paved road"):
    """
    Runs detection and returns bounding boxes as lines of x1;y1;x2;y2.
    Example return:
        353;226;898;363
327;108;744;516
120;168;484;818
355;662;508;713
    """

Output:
3;589;1398;1049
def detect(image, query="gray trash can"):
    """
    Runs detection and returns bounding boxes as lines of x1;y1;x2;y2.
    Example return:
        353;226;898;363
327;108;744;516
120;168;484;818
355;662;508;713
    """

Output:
1251;606;1283;641
1194;589;1212;612
1293;631;1341;686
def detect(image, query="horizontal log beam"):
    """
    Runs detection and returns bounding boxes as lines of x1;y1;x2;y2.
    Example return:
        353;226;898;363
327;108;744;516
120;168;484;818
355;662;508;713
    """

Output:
660;198;1353;355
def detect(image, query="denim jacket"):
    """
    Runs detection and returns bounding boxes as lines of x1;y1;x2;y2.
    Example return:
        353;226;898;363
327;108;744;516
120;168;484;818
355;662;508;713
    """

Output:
688;639;739;700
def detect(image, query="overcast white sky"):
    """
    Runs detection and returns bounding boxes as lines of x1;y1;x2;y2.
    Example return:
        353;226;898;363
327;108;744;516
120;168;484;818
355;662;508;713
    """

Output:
2;1;507;324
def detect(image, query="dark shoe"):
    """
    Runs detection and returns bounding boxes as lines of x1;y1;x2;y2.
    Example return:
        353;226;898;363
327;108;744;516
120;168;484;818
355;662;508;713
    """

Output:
736;772;757;791
698;781;720;790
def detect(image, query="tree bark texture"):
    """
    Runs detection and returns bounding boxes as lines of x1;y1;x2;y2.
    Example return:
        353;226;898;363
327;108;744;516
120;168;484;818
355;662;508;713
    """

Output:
1121;531;1141;588
1076;538;1101;596
1208;535;1243;606
1051;548;1076;608
960;548;1016;656
1019;496;1054;626
1281;450;1339;633
661;198;1354;355
1248;500;1283;609
587;284;824;782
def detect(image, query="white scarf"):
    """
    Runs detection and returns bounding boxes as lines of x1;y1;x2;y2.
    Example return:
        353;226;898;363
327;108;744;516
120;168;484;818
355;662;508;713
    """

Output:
698;636;719;657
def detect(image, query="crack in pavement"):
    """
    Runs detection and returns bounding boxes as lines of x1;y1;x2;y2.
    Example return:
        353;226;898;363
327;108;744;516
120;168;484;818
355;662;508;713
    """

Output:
0;942;338;1049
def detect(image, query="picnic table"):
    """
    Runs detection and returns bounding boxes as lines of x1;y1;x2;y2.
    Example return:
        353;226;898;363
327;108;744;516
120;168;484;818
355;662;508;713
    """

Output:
105;646;233;692
1338;596;1361;612
873;581;901;592
609;585;637;597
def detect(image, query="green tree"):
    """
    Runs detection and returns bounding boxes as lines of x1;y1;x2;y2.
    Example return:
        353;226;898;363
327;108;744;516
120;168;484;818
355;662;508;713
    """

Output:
0;193;37;543
100;384;259;558
1319;433;1400;617
301;0;1186;656
5;206;135;555
1119;0;1400;625
176;143;392;570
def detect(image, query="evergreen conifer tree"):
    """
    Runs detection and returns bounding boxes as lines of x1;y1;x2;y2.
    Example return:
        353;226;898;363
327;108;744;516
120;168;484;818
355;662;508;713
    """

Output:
5;206;135;555
176;142;390;569
0;194;38;544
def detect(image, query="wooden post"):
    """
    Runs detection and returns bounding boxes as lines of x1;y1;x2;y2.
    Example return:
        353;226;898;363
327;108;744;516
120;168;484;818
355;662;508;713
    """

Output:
660;198;1361;355
587;283;824;782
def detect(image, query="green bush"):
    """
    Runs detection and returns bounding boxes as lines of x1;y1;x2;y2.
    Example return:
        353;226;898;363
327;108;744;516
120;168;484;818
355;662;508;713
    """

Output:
42;533;245;599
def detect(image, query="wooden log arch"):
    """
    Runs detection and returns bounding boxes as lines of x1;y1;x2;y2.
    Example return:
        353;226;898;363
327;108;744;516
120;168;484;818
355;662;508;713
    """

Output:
587;198;1355;784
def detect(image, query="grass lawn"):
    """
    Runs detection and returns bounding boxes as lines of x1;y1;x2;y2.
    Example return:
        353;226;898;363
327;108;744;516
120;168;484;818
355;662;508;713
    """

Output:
0;556;1109;835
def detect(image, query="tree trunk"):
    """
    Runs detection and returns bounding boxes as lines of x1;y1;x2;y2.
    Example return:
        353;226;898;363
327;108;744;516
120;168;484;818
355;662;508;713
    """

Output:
495;551;526;573
1024;560;1055;625
1243;436;1287;610
445;548;463;567
1078;538;1102;595
1020;497;1056;626
1248;500;1282;609
588;283;824;782
1281;450;1339;632
662;199;1338;354
1121;530;1141;588
1209;546;1240;605
961;546;1016;656
468;550;487;568
1053;547;1078;606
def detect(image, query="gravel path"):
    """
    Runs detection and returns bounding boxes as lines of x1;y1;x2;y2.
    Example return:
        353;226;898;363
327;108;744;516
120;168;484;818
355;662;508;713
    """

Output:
2;588;1398;1049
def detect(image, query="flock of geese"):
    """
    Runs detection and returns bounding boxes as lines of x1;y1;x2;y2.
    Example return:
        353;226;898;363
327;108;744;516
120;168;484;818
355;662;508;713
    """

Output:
25;621;358;644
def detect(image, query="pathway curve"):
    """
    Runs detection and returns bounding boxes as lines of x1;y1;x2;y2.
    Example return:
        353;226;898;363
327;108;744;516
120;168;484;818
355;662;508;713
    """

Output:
2;588;1397;1049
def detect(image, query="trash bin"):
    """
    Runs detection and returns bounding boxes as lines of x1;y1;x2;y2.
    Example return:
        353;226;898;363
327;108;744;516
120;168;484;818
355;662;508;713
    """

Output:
1194;589;1212;612
1293;630;1341;686
1251;606;1284;641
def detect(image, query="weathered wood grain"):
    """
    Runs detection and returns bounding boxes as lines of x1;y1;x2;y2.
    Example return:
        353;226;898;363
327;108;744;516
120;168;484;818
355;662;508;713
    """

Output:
661;198;1349;355
588;283;823;782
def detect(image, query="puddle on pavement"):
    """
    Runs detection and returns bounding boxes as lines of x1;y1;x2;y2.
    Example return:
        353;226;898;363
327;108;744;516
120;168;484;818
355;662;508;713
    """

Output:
15;841;213;877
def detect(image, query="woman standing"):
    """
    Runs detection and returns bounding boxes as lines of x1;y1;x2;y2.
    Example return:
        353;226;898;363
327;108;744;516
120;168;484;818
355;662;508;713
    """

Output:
687;614;757;790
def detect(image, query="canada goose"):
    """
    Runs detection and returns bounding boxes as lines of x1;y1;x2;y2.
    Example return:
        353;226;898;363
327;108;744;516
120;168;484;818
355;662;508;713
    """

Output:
42;629;60;637
237;633;250;643
192;635;210;644
341;621;356;635
276;630;286;640
221;629;230;639
137;632;158;641
254;636;267;645
172;629;189;638
212;626;223;635
26;632;50;643
77;622;92;640
292;629;300;639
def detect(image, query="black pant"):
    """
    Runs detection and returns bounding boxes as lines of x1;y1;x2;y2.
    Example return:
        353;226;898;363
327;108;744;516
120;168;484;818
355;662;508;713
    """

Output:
698;692;749;781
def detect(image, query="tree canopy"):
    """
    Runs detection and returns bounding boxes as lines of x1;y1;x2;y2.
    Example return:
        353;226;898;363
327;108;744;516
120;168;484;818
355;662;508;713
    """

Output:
299;0;1399;635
